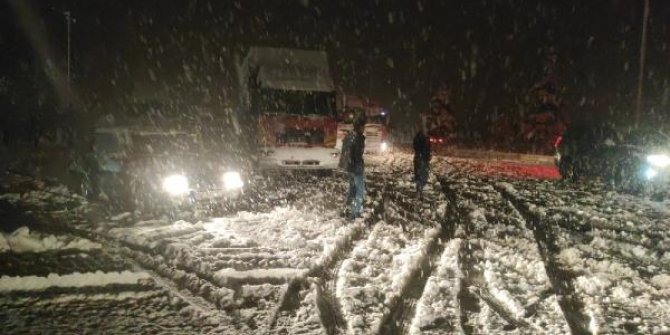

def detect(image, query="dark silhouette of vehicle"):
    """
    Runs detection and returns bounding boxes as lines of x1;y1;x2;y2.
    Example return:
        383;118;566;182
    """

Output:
556;124;670;195
72;112;249;214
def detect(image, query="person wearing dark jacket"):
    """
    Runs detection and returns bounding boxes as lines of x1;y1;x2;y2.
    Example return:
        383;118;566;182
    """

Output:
413;125;431;200
342;118;366;219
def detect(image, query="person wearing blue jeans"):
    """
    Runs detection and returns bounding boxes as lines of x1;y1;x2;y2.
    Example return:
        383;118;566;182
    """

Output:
346;171;365;218
341;118;366;219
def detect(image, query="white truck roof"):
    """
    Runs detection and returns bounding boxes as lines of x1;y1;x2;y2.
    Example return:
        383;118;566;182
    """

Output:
244;47;335;92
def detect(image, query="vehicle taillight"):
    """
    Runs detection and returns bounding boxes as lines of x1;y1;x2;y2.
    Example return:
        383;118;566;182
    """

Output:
553;135;563;148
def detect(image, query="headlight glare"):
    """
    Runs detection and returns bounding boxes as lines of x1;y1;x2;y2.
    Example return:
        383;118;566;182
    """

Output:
223;171;244;190
162;174;189;195
380;142;388;152
645;167;658;180
646;154;670;168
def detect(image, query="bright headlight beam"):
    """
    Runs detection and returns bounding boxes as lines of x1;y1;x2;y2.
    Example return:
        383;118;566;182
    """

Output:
380;142;388;152
223;171;244;190
645;167;658;180
162;174;189;195
646;154;670;168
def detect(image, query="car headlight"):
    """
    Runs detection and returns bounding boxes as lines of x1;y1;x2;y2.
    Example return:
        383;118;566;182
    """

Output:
646;154;670;168
645;167;658;180
223;171;244;190
162;174;189;195
380;142;388;152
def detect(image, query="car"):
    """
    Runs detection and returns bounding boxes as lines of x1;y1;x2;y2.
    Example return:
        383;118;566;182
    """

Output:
427;126;450;146
72;115;249;215
556;124;670;195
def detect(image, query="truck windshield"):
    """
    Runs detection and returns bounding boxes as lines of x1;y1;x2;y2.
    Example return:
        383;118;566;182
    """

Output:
339;109;387;125
132;133;201;155
258;89;336;117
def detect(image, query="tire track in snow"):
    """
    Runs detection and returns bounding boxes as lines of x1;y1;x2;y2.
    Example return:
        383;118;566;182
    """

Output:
378;231;446;335
496;183;593;334
270;173;386;334
317;168;444;335
0;185;236;331
366;170;450;335
407;238;463;335
438;178;482;334
66;223;240;319
441;177;566;334
512;182;670;332
270;225;365;334
272;171;423;334
439;178;503;334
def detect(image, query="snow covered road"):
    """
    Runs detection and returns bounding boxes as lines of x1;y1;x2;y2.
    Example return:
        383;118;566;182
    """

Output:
1;154;669;334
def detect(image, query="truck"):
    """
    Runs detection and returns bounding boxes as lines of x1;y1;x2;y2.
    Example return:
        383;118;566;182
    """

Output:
335;94;390;154
239;47;340;170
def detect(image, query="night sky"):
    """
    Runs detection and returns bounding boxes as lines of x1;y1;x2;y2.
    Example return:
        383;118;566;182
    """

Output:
2;0;669;136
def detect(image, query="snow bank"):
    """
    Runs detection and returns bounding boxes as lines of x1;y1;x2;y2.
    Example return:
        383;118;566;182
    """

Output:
2;226;101;253
0;234;9;252
1;180;86;209
23;290;164;306
214;268;308;282
0;270;151;292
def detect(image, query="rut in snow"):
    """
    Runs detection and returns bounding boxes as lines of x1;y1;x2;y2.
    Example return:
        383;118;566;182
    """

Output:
497;184;593;335
269;174;389;333
269;230;361;334
270;171;426;333
378;176;456;335
441;178;551;333
439;178;482;334
0;193;235;331
66;223;239;314
378;231;446;335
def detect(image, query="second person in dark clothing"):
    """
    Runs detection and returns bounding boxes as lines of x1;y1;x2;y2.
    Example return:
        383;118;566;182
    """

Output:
413;124;431;200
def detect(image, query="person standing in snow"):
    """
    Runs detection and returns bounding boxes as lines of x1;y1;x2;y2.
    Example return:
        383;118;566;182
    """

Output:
413;121;431;200
339;117;366;219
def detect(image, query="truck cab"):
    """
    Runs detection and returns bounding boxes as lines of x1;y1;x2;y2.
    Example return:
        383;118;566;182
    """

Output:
240;47;341;170
336;94;390;154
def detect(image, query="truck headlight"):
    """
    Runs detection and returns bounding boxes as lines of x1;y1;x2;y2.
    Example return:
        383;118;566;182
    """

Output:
646;154;670;168
380;142;388;152
223;171;244;190
162;174;189;195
